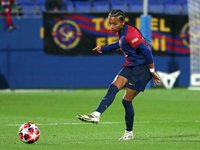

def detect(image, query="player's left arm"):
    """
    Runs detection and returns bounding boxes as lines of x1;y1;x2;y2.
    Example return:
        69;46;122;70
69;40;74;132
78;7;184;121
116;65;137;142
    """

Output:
138;44;161;85
148;62;161;85
125;29;161;85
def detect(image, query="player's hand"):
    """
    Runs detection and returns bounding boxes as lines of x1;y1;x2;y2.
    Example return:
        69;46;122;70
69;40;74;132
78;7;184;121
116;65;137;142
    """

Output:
151;72;161;85
93;46;102;53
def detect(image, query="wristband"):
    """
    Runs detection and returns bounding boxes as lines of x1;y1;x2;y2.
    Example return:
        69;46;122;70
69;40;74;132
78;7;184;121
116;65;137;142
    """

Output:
150;68;155;73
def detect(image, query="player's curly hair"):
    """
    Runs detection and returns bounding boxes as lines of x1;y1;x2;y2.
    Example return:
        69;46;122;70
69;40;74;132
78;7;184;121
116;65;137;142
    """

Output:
108;9;151;47
108;9;126;22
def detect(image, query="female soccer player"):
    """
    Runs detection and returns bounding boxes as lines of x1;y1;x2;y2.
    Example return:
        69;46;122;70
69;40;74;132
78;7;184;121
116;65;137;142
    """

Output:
77;9;161;141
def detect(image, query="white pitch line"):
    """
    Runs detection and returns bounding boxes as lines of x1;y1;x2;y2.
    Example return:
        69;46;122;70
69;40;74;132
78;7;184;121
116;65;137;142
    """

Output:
1;122;124;127
1;120;199;127
0;89;75;93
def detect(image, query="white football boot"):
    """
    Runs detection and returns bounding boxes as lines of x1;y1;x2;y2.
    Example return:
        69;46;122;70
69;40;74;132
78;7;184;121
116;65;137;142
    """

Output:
119;130;134;141
77;113;100;124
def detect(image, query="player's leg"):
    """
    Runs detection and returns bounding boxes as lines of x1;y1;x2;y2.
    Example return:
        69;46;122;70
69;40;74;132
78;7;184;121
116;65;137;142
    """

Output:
95;75;128;113
120;64;152;140
93;67;131;115
119;88;140;140
77;75;128;124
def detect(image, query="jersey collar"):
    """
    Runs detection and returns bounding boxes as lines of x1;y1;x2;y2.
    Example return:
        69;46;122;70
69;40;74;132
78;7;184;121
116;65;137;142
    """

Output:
118;24;128;37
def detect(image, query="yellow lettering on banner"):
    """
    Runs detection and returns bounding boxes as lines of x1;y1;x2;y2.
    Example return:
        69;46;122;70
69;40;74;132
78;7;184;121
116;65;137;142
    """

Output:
151;38;159;51
107;37;118;45
152;18;159;31
161;35;166;51
104;18;110;30
151;36;166;52
160;19;170;32
96;37;106;46
125;17;129;22
136;17;140;29
40;27;44;39
92;18;104;31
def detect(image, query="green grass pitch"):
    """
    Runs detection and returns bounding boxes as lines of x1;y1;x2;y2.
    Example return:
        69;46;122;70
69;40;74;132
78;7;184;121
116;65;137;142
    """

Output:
0;88;199;150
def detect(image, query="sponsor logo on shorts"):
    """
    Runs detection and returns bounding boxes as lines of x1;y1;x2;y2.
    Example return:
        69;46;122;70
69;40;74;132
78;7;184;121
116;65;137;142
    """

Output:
129;82;135;85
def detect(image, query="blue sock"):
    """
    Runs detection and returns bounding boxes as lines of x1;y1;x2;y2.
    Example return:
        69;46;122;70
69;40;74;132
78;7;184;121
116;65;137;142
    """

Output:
122;99;134;131
96;84;119;114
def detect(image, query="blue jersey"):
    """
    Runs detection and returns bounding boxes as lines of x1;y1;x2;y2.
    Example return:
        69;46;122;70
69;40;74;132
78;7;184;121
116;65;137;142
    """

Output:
101;24;154;68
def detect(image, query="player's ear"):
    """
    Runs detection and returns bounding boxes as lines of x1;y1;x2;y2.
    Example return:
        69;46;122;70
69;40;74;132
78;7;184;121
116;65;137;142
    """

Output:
122;20;125;25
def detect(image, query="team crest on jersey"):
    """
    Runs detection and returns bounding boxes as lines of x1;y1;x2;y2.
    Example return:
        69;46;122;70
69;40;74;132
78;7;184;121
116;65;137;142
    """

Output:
51;20;82;50
179;22;190;48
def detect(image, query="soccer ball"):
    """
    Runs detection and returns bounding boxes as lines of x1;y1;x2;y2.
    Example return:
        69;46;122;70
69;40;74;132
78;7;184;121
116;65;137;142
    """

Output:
18;122;40;144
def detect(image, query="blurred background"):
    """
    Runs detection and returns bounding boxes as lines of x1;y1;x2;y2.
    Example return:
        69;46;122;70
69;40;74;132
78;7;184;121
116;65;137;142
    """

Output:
0;0;191;89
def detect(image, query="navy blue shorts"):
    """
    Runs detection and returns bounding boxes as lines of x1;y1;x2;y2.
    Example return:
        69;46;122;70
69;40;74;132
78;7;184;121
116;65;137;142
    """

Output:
118;63;152;92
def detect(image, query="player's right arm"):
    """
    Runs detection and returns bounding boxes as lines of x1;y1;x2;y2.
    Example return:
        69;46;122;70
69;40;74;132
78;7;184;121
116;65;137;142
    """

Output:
93;41;120;53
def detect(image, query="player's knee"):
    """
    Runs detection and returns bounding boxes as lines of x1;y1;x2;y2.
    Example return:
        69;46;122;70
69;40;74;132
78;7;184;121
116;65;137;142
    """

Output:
112;75;127;90
123;95;133;101
123;89;140;101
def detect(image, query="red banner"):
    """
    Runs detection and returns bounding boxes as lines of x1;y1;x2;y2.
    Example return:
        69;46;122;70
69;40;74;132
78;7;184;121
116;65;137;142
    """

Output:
43;12;189;56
